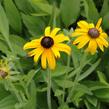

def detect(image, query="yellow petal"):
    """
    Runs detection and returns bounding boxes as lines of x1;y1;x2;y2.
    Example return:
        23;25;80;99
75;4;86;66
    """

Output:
28;49;38;56
99;36;108;47
54;34;69;43
96;38;104;51
75;28;88;33
73;36;85;44
55;44;71;55
89;23;95;28
45;26;51;36
77;20;89;29
100;32;108;38
87;40;97;55
41;51;47;69
51;46;60;58
23;39;40;50
50;28;61;37
72;32;83;37
33;47;44;63
46;50;56;70
96;18;102;29
98;27;102;33
77;36;90;49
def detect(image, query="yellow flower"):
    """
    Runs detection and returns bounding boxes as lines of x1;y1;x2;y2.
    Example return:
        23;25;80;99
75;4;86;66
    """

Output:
72;18;108;55
23;26;71;70
0;59;10;79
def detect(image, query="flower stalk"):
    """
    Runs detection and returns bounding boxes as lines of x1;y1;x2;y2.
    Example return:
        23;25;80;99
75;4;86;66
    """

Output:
47;68;52;109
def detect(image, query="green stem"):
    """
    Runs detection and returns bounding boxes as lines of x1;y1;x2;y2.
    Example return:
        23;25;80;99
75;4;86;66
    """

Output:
66;53;88;103
71;49;79;68
47;68;52;109
66;70;80;103
62;55;70;103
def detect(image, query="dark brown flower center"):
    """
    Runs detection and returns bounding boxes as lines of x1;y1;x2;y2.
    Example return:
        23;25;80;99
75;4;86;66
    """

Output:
88;28;100;38
0;70;8;78
41;36;54;48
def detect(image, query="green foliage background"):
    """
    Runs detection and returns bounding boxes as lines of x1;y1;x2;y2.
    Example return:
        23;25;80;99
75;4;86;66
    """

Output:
0;0;109;109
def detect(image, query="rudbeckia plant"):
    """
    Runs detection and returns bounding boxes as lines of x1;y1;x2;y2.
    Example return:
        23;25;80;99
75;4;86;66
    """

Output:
72;18;108;54
23;26;71;70
23;26;71;109
0;0;109;109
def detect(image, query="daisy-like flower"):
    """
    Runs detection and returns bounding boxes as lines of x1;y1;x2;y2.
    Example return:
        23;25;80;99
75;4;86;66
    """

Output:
23;26;71;70
72;18;108;54
0;59;10;79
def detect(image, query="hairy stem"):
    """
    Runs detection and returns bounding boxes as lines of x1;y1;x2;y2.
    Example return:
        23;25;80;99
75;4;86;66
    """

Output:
47;68;52;109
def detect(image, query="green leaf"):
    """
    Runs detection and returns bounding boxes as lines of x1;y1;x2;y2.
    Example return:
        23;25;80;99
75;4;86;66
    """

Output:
58;104;70;109
0;3;9;39
51;63;73;77
36;92;48;109
31;0;59;16
71;83;92;106
22;14;45;36
103;12;109;30
54;89;64;97
54;79;73;88
78;59;100;81
15;0;34;14
71;45;80;69
93;88;109;102
73;83;93;96
84;100;98;109
60;0;80;26
31;13;49;16
0;95;17;109
68;53;92;78
86;95;97;107
0;85;10;101
25;68;40;87
85;0;100;23
22;81;37;109
30;0;48;3
0;34;26;55
0;39;10;54
100;0;109;16
97;71;109;85
82;81;109;91
72;90;85;106
9;35;26;56
19;57;33;72
4;0;22;33
81;0;89;18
